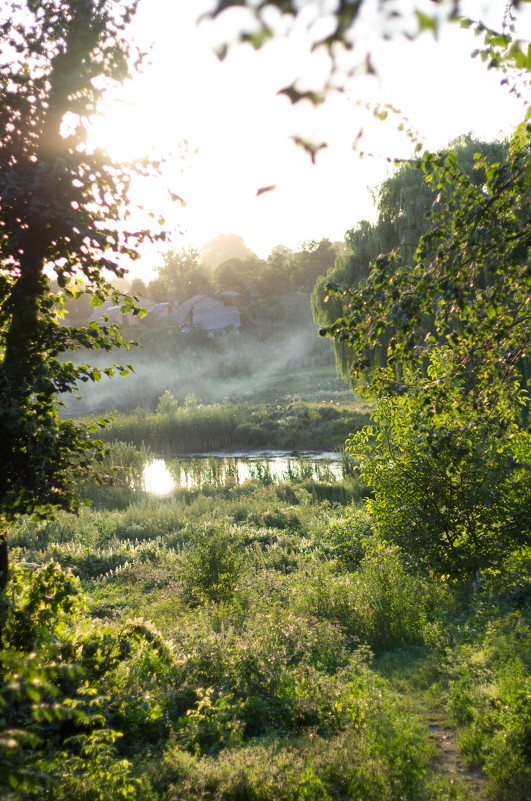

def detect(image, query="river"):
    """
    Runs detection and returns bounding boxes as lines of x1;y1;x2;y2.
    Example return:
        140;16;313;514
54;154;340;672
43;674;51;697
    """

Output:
142;450;352;495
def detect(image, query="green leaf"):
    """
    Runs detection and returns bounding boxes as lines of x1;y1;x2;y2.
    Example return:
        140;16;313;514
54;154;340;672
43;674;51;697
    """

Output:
415;11;438;33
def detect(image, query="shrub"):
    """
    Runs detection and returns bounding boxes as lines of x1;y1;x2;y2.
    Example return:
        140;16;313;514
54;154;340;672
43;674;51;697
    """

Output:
297;541;428;652
157;668;431;801
157;390;180;414
321;506;372;569
3;560;81;651
347;361;531;577
181;525;245;605
353;539;428;652
442;608;531;800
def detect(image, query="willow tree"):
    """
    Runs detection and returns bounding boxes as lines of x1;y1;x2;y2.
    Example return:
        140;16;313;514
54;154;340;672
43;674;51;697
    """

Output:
318;125;531;574
0;0;165;595
311;138;508;382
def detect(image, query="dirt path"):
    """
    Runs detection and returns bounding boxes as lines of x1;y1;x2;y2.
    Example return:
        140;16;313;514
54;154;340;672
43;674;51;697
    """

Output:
428;720;489;799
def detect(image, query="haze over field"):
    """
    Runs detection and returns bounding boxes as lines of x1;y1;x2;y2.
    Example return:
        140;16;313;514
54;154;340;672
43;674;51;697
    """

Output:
63;330;341;414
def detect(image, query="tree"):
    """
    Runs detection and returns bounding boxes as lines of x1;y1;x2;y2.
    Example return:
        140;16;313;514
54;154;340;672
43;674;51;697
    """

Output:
129;276;148;297
151;246;211;301
347;356;531;576
322;130;529;423
0;0;165;598
200;234;255;270
213;254;265;295
289;239;339;294
320;121;531;573
312;138;509;382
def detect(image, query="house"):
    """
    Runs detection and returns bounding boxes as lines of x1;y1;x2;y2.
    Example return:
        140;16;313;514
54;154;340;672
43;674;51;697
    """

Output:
173;294;240;336
144;301;176;322
87;293;240;337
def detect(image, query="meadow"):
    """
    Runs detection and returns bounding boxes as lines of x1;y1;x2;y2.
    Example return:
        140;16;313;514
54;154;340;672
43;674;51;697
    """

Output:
4;442;530;801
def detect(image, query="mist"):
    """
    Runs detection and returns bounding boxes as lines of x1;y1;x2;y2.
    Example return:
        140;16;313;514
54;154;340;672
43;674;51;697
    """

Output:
60;324;342;417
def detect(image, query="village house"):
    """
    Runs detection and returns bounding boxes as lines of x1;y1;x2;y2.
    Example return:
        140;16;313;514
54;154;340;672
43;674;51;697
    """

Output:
173;294;240;336
88;294;240;336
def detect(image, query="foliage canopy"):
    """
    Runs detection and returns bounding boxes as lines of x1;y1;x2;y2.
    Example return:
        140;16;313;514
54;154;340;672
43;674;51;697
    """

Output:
0;0;165;588
317;119;531;572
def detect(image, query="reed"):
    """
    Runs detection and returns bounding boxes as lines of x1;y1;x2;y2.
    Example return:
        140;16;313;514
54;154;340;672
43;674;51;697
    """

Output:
82;400;371;454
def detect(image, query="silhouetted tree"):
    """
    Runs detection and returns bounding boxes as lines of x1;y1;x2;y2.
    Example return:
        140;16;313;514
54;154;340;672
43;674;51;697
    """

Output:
152;247;211;300
201;234;255;269
0;0;164;599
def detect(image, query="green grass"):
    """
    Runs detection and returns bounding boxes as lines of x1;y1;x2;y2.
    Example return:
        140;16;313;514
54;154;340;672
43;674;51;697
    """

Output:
82;397;370;454
4;448;530;801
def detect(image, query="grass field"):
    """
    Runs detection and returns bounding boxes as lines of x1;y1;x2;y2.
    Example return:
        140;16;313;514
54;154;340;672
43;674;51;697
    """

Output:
5;454;530;801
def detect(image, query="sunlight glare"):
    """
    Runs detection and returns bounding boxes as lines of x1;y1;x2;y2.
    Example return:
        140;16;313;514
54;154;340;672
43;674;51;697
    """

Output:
143;459;175;495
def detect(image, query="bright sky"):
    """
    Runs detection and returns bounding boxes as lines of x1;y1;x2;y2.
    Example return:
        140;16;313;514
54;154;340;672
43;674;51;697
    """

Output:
90;1;531;277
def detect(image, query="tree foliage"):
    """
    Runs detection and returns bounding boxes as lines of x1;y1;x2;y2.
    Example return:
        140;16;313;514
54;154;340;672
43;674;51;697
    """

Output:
200;234;255;270
152;246;208;301
318;118;531;573
312;138;509;382
348;356;531;576
323;128;530;423
0;0;165;590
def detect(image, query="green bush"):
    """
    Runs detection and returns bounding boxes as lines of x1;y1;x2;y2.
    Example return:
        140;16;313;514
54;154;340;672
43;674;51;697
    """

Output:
296;541;428;652
3;560;82;651
347;361;531;577
321;506;372;569
0;562;164;799
442;608;531;800
181;525;245;605
353;539;428;652
157;669;431;801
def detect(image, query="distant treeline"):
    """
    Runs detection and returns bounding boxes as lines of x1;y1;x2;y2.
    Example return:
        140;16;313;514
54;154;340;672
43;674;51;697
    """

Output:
61;237;341;330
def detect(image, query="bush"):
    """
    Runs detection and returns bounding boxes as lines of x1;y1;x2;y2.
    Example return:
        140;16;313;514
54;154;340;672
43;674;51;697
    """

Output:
181;525;245;605
353;539;428;652
347;361;531;577
321;506;372;569
157;666;431;801
441;608;531;800
157;390;180;414
297;540;428;652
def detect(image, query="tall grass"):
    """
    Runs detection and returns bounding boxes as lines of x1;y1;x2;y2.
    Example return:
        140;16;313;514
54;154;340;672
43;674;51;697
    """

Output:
83;399;371;454
98;404;239;453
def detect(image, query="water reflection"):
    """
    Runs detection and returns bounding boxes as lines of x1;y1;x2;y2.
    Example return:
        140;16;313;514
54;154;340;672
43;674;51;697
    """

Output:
142;452;351;494
143;458;175;495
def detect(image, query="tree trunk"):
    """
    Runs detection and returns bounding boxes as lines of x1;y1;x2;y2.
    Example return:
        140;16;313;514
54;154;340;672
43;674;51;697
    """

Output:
0;531;7;593
0;529;8;650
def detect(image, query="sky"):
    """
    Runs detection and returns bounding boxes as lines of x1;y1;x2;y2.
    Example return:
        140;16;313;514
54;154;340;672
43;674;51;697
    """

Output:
89;0;531;277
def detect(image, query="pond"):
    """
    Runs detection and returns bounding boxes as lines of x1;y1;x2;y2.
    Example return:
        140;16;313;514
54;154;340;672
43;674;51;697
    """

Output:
142;450;354;495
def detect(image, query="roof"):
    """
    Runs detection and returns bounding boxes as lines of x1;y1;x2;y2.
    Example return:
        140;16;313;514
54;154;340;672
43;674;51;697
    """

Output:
193;306;240;331
173;294;223;324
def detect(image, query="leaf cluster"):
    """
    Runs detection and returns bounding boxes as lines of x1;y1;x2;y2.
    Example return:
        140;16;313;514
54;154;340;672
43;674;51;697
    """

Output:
0;1;164;530
324;125;531;434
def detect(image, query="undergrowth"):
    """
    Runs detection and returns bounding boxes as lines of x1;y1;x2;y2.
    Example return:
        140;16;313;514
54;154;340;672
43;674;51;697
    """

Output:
3;449;530;801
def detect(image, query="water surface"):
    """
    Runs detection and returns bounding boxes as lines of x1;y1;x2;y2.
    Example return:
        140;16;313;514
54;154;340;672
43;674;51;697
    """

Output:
142;450;349;495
